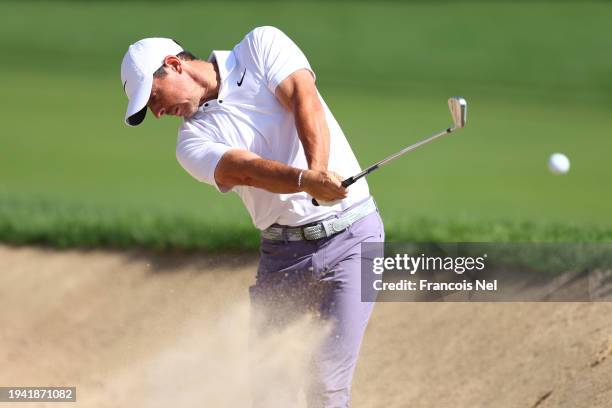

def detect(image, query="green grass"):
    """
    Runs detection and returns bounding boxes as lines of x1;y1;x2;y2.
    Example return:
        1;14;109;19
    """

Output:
2;197;612;251
1;1;611;249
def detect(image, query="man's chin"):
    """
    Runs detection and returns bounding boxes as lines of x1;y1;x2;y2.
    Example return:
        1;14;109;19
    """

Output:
182;108;197;119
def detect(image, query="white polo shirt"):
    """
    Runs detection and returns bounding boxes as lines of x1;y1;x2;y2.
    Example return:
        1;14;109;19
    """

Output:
176;26;370;230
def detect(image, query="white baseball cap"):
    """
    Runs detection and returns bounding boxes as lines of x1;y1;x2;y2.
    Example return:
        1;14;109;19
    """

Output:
121;38;184;126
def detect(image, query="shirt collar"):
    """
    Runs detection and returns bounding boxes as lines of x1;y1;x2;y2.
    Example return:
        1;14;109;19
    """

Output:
208;50;236;99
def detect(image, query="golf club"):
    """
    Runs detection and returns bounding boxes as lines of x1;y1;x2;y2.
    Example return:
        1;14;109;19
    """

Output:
312;97;468;206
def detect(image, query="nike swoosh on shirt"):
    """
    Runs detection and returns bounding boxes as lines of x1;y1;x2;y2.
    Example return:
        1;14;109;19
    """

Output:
237;68;246;86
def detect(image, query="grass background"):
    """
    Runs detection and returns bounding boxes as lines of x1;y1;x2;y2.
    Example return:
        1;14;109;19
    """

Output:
1;1;611;249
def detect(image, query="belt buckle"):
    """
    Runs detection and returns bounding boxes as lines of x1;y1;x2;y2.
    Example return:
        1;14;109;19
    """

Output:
322;218;344;237
331;219;345;233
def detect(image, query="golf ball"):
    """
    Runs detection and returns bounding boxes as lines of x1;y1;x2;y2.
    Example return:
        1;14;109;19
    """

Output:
548;153;570;175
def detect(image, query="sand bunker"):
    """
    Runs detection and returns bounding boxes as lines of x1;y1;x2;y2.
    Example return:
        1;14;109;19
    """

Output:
1;245;612;407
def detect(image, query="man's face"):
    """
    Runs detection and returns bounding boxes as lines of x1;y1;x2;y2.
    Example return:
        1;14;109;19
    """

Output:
147;58;201;119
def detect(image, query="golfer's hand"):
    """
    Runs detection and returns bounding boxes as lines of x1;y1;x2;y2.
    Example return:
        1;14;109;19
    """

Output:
302;170;347;202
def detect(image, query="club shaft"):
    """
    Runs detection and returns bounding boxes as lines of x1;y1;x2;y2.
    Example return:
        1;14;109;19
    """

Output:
345;126;455;186
312;124;458;206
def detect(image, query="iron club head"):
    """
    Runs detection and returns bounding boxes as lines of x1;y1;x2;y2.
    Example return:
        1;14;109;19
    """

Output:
448;97;467;129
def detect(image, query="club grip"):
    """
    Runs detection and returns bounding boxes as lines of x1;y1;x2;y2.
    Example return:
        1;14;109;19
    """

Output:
311;177;357;206
341;177;356;188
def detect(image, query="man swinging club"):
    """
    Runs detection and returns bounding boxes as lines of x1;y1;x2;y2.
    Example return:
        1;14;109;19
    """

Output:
120;26;384;407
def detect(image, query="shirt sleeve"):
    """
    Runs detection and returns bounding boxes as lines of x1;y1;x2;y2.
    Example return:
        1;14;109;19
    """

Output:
250;26;316;94
176;128;232;193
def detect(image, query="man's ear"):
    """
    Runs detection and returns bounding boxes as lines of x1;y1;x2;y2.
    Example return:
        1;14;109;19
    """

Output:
163;55;183;73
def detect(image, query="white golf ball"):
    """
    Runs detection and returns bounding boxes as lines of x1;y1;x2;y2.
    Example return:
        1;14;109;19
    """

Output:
548;153;570;175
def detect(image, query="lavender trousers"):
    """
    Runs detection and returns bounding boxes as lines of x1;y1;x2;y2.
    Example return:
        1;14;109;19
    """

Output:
249;201;384;408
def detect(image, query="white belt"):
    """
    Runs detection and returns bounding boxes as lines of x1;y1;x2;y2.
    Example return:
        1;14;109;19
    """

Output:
262;198;376;241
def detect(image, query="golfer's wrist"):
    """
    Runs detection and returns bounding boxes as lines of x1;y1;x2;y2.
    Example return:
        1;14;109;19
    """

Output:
298;169;315;193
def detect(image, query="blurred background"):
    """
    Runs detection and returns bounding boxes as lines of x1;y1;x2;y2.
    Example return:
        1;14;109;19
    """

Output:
1;0;611;249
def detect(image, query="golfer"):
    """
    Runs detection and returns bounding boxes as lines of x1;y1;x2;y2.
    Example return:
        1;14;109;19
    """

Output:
121;26;384;407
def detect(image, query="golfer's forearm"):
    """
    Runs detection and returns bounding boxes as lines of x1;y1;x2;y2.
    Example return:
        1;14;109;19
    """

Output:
293;95;330;171
242;158;302;193
215;150;302;193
